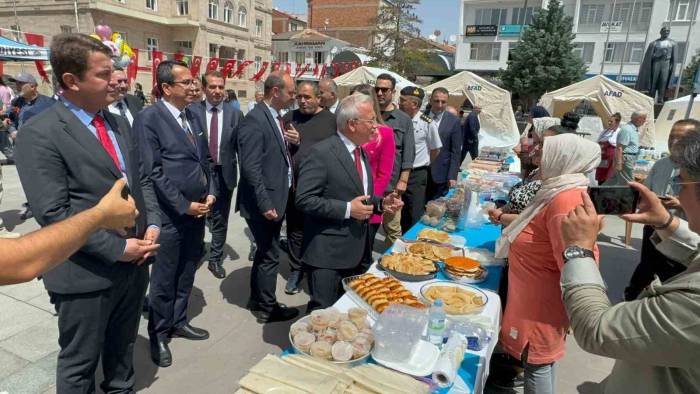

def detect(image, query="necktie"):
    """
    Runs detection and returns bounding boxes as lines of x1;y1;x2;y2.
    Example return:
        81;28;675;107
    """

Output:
116;101;127;118
92;114;121;171
179;112;196;146
354;147;364;188
209;107;219;164
276;115;295;185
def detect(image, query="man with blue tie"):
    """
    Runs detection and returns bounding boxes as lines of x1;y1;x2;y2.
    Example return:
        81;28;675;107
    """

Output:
135;60;218;367
427;87;463;200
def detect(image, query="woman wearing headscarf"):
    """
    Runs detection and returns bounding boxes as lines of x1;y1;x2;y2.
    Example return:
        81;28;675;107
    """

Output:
495;134;601;394
595;113;622;184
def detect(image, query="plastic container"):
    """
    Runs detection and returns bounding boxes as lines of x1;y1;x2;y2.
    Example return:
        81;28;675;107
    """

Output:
372;304;428;363
427;299;447;346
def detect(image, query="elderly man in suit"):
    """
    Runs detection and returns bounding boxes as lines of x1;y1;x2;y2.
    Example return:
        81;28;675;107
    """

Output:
296;94;403;310
237;72;299;324
427;87;463;200
14;33;161;394
189;70;244;279
106;67;143;126
135;60;218;367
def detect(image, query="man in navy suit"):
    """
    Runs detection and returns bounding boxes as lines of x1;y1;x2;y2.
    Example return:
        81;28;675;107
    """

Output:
135;60;219;367
236;72;299;324
461;105;481;162
189;70;244;279
427;87;463;200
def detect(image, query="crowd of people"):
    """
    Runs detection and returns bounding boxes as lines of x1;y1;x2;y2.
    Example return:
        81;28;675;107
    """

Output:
0;31;698;394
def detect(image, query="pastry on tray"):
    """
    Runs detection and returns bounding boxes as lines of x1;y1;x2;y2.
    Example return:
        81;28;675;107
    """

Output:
348;274;426;313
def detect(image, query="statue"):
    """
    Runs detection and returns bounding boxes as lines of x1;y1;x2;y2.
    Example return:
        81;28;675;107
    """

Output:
636;27;677;104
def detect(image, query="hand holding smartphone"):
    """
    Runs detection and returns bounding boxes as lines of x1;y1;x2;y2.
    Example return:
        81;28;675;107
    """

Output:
587;186;640;215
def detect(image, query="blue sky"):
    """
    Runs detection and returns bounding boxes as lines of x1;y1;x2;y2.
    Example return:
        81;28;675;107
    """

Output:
272;0;460;43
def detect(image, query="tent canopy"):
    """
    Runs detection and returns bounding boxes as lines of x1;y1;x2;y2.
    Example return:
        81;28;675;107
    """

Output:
0;36;49;61
538;75;656;148
425;71;520;148
655;95;700;152
333;66;414;102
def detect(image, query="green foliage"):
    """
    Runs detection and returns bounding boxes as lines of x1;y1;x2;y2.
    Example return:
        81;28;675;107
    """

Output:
681;49;700;94
499;0;586;105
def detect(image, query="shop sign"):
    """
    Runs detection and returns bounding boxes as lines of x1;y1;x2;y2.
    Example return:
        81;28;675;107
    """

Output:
292;40;326;51
499;24;527;36
600;21;623;33
465;25;497;36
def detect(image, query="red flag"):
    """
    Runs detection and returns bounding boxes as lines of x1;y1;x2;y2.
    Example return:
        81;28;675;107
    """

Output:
221;59;237;77
312;63;320;77
250;61;269;81
24;33;49;83
295;64;311;79
206;58;220;72
231;60;254;78
190;56;203;77
319;64;327;78
332;63;340;76
127;48;139;84
173;52;185;62
285;63;292;74
271;62;281;72
151;50;163;88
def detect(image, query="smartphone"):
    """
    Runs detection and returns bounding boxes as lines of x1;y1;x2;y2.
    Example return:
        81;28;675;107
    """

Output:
587;186;640;215
658;195;673;201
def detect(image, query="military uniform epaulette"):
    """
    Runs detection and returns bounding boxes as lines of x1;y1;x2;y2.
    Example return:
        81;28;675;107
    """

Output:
420;113;432;123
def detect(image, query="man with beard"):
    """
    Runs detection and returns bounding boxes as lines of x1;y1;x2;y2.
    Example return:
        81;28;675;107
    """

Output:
282;81;336;294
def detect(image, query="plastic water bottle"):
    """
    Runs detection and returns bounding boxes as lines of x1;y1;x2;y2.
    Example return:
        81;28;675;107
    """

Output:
428;299;447;346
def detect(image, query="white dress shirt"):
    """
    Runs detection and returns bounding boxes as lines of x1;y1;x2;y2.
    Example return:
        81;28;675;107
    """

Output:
337;131;369;219
108;99;134;126
430;110;444;129
412;112;443;168
205;100;224;162
263;101;292;187
328;99;339;114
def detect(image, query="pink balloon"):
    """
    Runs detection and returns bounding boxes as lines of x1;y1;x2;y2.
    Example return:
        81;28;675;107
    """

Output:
95;25;113;40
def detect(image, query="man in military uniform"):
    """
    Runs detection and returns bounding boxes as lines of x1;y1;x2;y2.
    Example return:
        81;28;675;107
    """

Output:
636;26;677;104
398;86;442;233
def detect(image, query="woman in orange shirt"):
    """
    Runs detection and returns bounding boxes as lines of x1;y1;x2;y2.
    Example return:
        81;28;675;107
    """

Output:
495;134;601;394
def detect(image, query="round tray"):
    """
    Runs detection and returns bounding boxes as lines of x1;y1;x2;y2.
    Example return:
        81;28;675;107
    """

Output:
419;281;489;316
443;265;488;284
377;257;438;282
288;315;373;366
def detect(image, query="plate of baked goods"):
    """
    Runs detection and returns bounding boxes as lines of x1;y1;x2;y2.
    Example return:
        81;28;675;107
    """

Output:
402;240;463;261
289;307;373;366
416;228;451;244
377;253;438;282
442;256;488;284
419;281;488;316
343;273;427;319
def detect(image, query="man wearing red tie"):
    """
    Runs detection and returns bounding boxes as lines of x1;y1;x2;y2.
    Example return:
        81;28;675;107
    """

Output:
295;94;403;310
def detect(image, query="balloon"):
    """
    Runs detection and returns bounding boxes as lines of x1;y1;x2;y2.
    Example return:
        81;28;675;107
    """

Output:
95;25;112;40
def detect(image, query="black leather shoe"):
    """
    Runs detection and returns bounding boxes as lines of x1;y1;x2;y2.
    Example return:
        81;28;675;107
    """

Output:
208;262;226;279
170;323;209;340
151;341;172;367
252;304;299;324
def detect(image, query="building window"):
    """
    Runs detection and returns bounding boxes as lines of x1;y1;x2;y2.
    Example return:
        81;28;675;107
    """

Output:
475;8;507;25
314;51;324;64
146;0;156;11
146;37;159;60
625;42;645;63
290;22;298;31
60;25;73;33
237;90;247;98
605;42;644;63
255;56;262;71
612;2;652;31
295;52;305;65
669;0;698;20
578;4;605;25
572;42;595;63
224;2;234;24
174;40;193;53
256;19;263;37
176;0;188;15
511;7;534;25
470;43;500;61
209;0;219;19
238;6;247;27
209;43;218;58
277;52;289;62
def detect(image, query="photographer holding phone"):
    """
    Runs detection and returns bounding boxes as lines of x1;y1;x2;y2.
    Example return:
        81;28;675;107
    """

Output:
559;130;700;394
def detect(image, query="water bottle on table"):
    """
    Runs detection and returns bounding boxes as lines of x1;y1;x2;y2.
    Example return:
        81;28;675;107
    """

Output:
428;299;447;346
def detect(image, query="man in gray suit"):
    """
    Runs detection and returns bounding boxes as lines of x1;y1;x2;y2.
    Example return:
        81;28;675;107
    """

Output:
15;33;160;394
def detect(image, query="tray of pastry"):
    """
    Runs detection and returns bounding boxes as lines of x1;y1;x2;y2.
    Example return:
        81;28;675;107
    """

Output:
377;253;438;282
342;273;427;319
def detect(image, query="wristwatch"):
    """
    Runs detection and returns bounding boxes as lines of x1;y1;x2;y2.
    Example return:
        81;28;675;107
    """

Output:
562;245;594;262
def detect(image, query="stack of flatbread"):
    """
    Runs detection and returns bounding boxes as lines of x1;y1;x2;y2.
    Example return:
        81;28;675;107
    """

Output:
235;354;429;394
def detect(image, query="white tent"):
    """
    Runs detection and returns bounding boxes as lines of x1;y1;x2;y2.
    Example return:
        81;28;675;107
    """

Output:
656;95;700;151
333;66;414;102
538;75;656;148
425;71;520;148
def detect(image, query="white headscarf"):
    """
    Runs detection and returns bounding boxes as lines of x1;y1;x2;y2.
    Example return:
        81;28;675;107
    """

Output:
532;117;561;139
495;134;601;258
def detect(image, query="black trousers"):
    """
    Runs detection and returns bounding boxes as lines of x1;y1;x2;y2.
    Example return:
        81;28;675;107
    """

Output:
461;140;479;163
285;190;304;273
246;217;284;312
148;217;205;343
625;225;686;300
401;166;429;233
306;266;357;311
207;166;234;265
52;266;148;394
426;171;450;202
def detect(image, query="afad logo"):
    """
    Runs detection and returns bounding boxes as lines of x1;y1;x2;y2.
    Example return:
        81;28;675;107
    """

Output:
466;85;482;91
603;90;623;97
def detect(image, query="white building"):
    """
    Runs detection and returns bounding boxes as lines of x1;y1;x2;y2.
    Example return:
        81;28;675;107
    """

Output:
272;28;353;79
455;0;699;86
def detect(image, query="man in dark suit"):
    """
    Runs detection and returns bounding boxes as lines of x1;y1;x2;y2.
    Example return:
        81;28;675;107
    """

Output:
107;67;143;126
135;60;218;367
296;94;403;310
427;87;463;200
189;70;244;279
461;105;481;162
236;72;299;324
14;33;161;394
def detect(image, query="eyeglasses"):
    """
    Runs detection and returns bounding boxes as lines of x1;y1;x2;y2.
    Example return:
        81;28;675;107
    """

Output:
671;175;700;194
374;87;392;93
171;79;195;87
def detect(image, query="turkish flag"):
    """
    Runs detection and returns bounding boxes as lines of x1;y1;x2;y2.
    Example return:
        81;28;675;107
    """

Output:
151;50;163;89
190;56;203;77
250;61;269;81
231;60;254;78
221;59;237;78
24;33;49;82
319;64;327;78
173;52;185;62
206;58;220;72
128;48;139;84
312;63;320;77
295;64;311;79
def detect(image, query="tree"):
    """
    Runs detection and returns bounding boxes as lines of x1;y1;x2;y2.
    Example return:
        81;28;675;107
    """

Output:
681;49;700;94
499;0;586;107
368;0;428;80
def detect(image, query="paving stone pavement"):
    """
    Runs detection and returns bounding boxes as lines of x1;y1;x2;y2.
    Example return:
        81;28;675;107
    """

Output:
0;164;644;394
